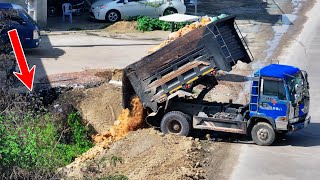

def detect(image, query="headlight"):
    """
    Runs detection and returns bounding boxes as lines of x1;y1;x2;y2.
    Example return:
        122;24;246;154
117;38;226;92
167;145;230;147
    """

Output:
289;117;299;123
99;5;107;9
33;30;39;40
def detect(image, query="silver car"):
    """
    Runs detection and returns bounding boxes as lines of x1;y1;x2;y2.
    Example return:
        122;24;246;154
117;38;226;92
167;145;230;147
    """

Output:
90;0;187;22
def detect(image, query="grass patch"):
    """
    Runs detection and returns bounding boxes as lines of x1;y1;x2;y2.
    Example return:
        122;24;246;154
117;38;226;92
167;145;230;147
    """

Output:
0;112;93;174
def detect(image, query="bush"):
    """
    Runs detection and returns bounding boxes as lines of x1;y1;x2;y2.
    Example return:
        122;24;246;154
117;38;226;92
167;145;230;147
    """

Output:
137;16;189;32
0;112;93;175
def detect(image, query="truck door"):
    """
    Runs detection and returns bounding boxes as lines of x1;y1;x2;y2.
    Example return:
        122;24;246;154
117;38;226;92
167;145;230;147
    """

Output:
259;78;288;121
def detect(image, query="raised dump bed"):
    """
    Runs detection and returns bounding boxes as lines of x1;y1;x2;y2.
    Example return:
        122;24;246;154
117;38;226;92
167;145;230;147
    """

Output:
123;15;253;112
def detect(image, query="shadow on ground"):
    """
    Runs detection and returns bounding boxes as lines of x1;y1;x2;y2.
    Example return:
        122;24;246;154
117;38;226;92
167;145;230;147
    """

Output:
193;122;320;147
216;74;251;82
46;13;111;31
24;35;65;90
274;123;320;147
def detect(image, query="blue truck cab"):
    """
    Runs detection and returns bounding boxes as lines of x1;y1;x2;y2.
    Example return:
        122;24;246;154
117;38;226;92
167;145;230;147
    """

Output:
154;64;310;146
0;3;41;49
250;64;310;134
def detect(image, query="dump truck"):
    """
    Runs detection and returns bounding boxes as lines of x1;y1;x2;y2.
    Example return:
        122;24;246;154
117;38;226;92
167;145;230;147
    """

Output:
122;15;310;145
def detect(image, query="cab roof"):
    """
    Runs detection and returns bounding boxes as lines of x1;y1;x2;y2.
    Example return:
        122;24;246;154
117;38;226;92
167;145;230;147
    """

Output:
258;64;300;78
0;3;24;10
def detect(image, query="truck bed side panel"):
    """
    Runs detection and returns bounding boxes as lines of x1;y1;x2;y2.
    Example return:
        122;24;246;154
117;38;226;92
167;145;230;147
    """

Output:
123;15;252;111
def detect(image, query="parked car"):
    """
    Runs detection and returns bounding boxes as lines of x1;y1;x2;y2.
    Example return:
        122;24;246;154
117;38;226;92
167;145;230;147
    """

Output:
90;0;186;22
0;3;40;49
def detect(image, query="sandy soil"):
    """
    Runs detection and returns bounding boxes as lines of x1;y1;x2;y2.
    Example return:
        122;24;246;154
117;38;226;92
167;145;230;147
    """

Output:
50;69;123;134
61;128;232;180
105;21;139;34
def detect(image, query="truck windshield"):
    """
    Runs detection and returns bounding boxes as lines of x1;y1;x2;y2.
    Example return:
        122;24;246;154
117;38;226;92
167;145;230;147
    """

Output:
18;9;37;25
285;71;305;102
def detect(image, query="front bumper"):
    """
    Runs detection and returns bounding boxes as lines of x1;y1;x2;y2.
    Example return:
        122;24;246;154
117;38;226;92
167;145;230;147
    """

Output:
289;115;311;132
24;38;40;49
89;7;104;20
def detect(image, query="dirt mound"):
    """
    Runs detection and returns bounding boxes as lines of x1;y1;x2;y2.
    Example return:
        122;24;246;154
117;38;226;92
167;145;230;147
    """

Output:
200;62;252;104
53;82;123;134
105;21;139;34
148;16;212;53
61;129;206;180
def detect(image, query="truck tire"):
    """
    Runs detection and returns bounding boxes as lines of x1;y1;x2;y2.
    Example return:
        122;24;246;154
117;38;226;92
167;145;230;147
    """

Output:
160;111;191;136
251;122;275;146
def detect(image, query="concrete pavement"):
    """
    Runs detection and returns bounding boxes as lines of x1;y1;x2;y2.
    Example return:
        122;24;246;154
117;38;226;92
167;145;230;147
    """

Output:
231;1;320;179
25;32;163;83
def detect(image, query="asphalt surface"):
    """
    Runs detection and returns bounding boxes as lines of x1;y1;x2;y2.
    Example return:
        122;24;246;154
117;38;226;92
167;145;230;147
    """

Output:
231;1;320;180
25;33;162;82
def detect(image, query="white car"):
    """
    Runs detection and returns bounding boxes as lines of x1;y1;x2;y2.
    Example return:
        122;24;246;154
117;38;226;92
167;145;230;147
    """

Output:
90;0;186;22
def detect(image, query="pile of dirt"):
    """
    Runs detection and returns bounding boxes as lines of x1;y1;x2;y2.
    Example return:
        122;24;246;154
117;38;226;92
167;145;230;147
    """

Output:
58;96;143;168
53;82;123;134
48;69;124;134
199;62;252;104
61;128;208;180
105;21;139;34
148;17;212;54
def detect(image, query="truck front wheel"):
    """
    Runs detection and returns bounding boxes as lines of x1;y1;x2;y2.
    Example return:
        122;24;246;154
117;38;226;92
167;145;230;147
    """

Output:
160;111;191;136
251;122;275;146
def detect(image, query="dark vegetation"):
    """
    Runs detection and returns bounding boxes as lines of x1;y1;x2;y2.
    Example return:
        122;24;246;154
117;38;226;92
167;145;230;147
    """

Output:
129;16;189;32
0;9;93;179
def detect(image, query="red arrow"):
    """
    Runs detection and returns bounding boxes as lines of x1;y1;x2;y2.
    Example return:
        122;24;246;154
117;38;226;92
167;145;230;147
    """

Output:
8;29;36;91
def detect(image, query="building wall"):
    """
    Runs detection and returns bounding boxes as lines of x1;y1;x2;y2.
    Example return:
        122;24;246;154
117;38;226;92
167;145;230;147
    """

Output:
2;0;47;27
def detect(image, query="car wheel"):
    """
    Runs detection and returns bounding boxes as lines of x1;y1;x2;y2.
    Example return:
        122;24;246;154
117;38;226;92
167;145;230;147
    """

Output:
106;10;121;23
160;111;191;136
251;122;275;146
163;8;178;16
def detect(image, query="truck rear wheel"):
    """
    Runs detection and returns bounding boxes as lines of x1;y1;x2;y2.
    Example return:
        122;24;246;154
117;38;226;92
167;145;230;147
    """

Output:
160;111;191;136
251;122;275;146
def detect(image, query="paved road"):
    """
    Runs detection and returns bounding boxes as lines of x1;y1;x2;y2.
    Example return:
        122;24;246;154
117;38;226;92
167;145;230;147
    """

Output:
231;1;320;180
25;33;162;82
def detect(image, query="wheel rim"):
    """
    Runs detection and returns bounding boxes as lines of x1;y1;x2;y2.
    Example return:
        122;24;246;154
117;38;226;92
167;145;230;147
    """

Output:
257;128;269;141
108;12;118;22
168;120;182;134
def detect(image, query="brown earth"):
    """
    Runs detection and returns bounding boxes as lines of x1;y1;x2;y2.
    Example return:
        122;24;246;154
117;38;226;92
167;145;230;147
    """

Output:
105;21;139;34
195;62;252;105
54;70;242;180
61;128;232;180
51;69;123;134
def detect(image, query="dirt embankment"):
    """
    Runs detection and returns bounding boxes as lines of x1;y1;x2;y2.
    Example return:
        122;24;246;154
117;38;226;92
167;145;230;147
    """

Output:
51;69;123;134
61;128;224;180
48;68;235;180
